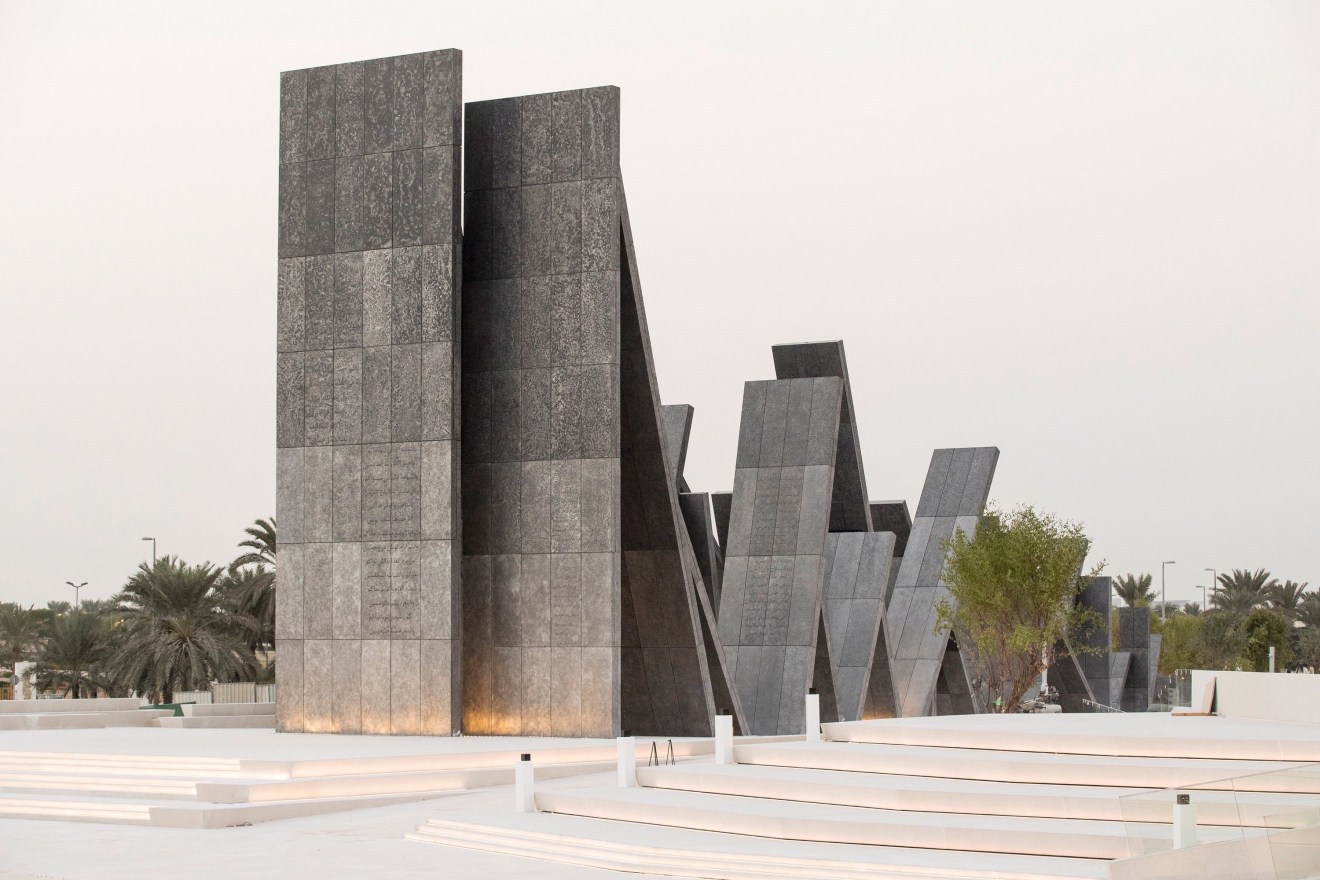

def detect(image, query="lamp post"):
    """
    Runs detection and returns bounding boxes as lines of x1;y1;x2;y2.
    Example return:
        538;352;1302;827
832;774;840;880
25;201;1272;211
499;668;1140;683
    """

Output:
1197;584;1207;609
1205;568;1217;609
1161;561;1176;621
142;537;157;566
66;581;87;610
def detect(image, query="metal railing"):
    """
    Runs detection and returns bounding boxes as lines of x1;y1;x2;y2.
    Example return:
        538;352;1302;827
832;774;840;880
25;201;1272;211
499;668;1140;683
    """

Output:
1082;698;1124;713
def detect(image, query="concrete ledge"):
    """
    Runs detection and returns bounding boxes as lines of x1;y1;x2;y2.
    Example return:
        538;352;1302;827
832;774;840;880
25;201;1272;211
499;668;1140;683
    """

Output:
156;715;276;729
182;703;275;718
0;698;141;714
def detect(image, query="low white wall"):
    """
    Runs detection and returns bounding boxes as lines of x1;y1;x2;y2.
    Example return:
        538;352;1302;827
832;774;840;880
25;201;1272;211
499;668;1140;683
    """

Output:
1190;670;1320;724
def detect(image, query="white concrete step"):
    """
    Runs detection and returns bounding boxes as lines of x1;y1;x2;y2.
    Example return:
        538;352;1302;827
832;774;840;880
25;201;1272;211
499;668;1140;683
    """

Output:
156;714;276;729
181;702;275;717
534;785;1249;860
0;698;142;714
735;742;1305;792
824;716;1320;762
407;813;1110;880
0;751;248;778
0;793;153;824
635;763;1320;828
0;771;199;799
195;759;615;803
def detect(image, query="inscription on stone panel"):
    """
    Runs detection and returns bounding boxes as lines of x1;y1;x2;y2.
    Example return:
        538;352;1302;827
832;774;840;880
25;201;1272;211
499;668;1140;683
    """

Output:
750;469;780;552
739;559;772;644
391;443;421;539
363;445;392;539
390;541;420;638
764;557;796;643
363;542;392;638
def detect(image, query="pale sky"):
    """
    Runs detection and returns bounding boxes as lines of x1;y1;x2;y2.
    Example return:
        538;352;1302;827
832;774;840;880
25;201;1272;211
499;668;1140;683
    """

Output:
1;2;1317;608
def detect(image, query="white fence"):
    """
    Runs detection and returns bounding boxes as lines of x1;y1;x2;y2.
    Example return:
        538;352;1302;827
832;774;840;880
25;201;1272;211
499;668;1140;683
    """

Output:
170;683;274;705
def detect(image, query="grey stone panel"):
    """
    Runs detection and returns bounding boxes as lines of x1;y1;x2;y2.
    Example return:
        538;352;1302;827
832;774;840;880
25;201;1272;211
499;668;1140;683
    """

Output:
821;531;896;722
335;159;365;255
278;161;306;258
661;404;694;486
1076;575;1112;698
772;342;870;533
277;50;462;736
363;152;392;250
711;492;732;552
305;158;337;256
304;254;335;349
886;448;998;718
279;69;307;165
275;635;303;733
734;382;768;468
870;501;911;556
364;57;393;154
302;639;332;731
1047;644;1096;713
335;61;364;158
276;352;305;448
332;348;362;445
277;258;306;352
303;350;334;446
935;642;976;715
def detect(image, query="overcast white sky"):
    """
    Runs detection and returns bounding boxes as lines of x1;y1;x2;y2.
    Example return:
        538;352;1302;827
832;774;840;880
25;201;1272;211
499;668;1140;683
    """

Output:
1;2;1317;608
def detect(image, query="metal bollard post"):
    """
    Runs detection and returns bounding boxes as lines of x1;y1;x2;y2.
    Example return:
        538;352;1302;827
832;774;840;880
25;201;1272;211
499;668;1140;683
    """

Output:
714;708;734;765
515;753;535;812
1269;646;1276;673
805;687;821;743
617;731;636;787
1173;793;1197;848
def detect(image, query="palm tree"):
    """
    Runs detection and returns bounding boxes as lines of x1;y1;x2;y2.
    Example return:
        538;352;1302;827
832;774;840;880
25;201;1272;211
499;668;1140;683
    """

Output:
1182;602;1201;616
227;517;276;658
1113;573;1156;608
44;600;71;618
1211;569;1274;617
1266;580;1309;622
233;518;276;568
33;612;110;698
110;557;257;704
0;604;46;697
1296;595;1320;631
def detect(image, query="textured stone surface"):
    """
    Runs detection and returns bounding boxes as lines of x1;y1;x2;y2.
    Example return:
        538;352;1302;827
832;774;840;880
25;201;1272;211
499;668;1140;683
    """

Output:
718;350;881;735
822;531;896;720
461;87;731;737
884;447;998;718
276;49;463;736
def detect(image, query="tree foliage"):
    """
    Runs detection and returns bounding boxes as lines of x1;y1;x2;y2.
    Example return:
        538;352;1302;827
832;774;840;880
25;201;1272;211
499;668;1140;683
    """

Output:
935;505;1101;713
1113;573;1156;608
110;557;256;704
33;612;111;698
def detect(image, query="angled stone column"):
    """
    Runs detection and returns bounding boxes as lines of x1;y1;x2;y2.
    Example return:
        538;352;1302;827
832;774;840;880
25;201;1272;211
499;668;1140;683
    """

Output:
823;531;897;721
275;50;464;735
460;88;730;737
884;447;998;718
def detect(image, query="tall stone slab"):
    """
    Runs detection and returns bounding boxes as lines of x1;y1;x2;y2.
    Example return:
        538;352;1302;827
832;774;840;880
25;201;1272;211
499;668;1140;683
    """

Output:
719;340;878;735
822;531;897;720
884;447;998;718
276;50;464;735
460;87;730;737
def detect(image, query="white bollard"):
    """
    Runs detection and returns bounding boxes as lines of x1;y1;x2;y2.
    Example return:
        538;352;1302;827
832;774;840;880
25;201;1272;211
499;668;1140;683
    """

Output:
1173;793;1197;848
617;732;636;787
714;710;734;765
515;753;535;812
805;688;821;743
1269;646;1276;673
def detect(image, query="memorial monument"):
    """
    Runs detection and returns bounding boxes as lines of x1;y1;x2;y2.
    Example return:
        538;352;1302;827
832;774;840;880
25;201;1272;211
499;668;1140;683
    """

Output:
275;47;1130;736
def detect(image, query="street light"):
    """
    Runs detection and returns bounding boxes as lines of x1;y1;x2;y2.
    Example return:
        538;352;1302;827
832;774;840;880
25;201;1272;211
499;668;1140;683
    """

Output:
1205;568;1217;609
1197;584;1207;609
1161;561;1176;621
142;537;157;566
66;581;87;610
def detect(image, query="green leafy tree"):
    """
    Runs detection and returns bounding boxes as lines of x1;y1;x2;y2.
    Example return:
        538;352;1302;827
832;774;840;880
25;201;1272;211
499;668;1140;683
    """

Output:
110;557;257;704
1113;573;1156;608
1157;611;1204;674
0;604;46;695
1190;611;1247;670
1211;569;1274;617
1296;595;1320;631
33;612;111;698
935;505;1100;713
1239;608;1291;672
1265;580;1309;623
1294;628;1320;672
